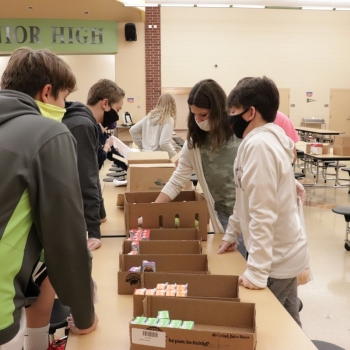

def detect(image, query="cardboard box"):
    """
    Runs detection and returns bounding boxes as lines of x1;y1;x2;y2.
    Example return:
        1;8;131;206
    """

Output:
126;151;191;192
133;273;240;317
123;240;202;255
127;163;175;192
333;145;350;156
305;142;330;154
127;151;170;164
118;254;209;295
333;135;350;147
124;191;208;240
333;136;350;155
130;296;256;350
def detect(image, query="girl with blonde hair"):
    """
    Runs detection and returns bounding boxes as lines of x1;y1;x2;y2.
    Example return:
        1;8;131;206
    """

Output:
130;93;177;158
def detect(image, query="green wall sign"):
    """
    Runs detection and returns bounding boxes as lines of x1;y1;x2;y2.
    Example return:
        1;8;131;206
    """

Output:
0;19;118;54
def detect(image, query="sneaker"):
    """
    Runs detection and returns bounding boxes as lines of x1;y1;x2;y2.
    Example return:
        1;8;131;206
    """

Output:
113;179;127;187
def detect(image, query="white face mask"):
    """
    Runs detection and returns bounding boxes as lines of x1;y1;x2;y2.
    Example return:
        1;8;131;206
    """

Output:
195;117;210;132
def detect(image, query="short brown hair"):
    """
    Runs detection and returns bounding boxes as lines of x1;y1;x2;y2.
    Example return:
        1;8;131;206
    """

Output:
87;79;125;106
1;47;76;99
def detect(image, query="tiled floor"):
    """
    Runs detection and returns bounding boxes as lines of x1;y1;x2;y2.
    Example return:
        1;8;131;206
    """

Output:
296;165;350;349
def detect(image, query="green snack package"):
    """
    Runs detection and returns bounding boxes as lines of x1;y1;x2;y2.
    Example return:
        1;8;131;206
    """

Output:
132;316;147;325
181;321;194;329
145;318;158;326
157;318;170;327
157;310;170;319
168;320;182;328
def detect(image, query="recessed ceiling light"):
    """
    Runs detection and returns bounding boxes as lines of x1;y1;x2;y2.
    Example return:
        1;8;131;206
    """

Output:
84;11;89;14
28;6;34;10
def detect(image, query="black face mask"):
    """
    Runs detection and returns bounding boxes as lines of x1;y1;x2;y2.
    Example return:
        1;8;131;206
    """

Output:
229;109;250;139
102;108;119;128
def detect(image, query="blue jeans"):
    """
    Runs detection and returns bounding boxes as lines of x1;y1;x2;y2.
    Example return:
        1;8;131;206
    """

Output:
216;211;247;259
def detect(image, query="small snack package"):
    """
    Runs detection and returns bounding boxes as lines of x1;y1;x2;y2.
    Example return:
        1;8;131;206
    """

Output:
132;316;147;325
141;229;150;240
167;284;177;291
157;310;170;319
168;320;182;328
157;318;170;327
166;290;176;297
142;260;156;272
156;283;168;290
176;290;188;297
131;241;140;254
146;289;156;296
181;321;194;329
128;266;141;272
177;284;188;291
128;251;138;255
155;290;166;296
145;318;158;326
134;288;146;295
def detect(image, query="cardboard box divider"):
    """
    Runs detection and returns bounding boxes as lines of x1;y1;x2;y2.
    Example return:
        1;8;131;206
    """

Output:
124;191;208;241
133;273;239;317
118;254;209;295
130;296;256;350
123;240;202;255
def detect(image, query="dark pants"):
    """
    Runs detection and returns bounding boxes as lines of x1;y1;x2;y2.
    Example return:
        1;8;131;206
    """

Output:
267;277;302;327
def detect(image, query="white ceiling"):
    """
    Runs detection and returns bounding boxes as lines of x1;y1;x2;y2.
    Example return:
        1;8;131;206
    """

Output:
125;0;350;8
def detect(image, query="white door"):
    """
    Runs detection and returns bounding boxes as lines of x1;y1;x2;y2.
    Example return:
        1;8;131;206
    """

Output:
330;89;350;134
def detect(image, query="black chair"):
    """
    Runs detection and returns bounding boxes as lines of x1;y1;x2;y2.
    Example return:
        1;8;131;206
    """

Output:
49;298;70;343
322;161;346;183
312;340;345;350
340;168;350;193
331;206;350;251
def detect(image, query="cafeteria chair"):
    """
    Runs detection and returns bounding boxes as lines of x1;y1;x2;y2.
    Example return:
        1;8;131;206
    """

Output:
322;161;346;183
331;206;350;251
311;340;345;350
340;168;350;193
49;298;70;343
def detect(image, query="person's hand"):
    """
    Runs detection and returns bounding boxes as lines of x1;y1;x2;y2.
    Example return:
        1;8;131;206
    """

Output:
217;240;237;254
87;238;102;251
67;313;99;335
238;274;263;290
105;137;114;148
296;180;306;203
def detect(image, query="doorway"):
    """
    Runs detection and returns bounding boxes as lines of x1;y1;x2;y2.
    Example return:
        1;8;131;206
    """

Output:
330;89;350;134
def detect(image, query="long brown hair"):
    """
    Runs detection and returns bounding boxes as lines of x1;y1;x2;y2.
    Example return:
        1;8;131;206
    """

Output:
187;79;232;151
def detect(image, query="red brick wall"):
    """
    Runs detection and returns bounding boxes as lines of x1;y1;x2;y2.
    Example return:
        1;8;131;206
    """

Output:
145;7;161;114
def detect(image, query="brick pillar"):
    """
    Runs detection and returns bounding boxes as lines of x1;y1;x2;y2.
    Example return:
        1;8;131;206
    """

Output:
145;7;161;114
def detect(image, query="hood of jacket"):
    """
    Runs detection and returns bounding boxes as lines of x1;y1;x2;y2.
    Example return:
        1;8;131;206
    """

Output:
63;101;96;125
0;90;41;126
245;123;295;163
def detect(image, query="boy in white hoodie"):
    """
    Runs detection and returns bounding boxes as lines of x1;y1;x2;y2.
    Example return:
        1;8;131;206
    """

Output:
218;76;309;327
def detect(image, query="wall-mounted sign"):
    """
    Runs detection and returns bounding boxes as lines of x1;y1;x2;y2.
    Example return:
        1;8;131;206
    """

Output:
0;19;118;54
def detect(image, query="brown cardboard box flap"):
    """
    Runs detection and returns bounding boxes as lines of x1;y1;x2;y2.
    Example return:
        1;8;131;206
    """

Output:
333;145;350;156
122;240;202;255
127;151;170;164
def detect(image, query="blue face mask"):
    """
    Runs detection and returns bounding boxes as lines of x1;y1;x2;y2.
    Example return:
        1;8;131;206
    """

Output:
229;109;250;139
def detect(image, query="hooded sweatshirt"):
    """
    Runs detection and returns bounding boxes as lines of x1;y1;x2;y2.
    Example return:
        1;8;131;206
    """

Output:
129;114;177;158
0;90;94;344
224;123;309;288
63;102;101;239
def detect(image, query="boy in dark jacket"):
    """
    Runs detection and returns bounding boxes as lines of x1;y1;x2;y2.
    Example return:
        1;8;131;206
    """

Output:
0;47;98;349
